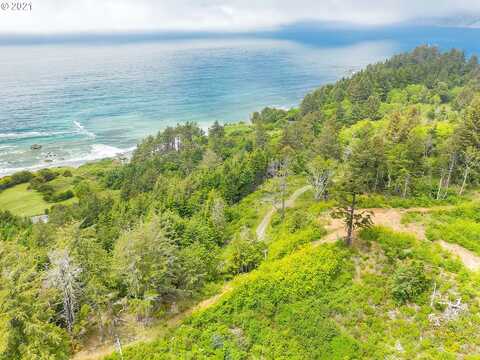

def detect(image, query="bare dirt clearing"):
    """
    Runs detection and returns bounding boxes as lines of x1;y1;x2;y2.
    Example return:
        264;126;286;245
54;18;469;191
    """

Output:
319;206;480;272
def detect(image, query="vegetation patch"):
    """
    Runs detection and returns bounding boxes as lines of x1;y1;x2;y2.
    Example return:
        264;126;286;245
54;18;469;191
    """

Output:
0;183;49;217
426;202;480;255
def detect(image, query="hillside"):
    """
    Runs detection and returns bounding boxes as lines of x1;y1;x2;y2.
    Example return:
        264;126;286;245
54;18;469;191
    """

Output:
1;45;480;359
104;194;480;359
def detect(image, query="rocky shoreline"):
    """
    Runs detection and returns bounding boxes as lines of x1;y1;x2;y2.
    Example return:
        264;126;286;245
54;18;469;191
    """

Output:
0;150;132;179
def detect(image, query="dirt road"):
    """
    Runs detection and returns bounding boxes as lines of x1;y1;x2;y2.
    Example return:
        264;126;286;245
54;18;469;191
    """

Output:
256;185;312;240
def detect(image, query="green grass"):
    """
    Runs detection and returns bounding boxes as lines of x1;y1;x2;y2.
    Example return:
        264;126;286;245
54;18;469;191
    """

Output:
0;171;81;218
426;202;480;256
0;183;49;217
49;175;75;192
356;193;461;209
0;160;121;217
267;197;330;260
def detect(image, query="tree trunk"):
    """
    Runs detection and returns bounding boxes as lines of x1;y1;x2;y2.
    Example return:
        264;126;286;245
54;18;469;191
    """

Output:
63;286;75;333
314;181;322;201
442;154;456;199
402;175;409;198
373;169;380;192
459;165;470;196
346;193;356;247
278;167;287;221
114;333;124;360
436;171;444;200
312;174;321;201
311;171;330;201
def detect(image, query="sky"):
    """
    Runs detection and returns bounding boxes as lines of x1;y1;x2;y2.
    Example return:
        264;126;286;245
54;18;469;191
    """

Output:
1;0;480;34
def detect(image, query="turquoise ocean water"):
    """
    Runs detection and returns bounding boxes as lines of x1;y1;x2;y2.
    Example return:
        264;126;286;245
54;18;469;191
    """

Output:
1;26;480;176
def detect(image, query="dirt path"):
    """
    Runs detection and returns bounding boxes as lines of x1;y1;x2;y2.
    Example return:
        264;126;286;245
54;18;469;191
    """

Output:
318;206;480;272
72;284;234;360
318;207;427;244
256;185;312;240
437;240;480;272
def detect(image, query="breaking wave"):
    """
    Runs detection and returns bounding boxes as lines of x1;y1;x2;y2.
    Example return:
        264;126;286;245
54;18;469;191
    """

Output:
0;131;67;140
0;143;136;177
73;121;96;138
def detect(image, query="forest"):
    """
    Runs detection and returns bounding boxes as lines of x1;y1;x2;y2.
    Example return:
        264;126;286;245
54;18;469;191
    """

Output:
1;45;480;359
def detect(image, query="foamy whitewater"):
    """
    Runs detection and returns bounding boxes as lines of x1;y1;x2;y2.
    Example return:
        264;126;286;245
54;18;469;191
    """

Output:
0;119;136;175
2;27;480;176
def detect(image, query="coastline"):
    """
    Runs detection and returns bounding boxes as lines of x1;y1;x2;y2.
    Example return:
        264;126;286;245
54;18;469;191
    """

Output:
0;120;253;179
0;146;135;179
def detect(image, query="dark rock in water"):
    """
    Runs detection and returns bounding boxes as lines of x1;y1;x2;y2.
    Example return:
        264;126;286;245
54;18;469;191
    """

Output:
31;144;42;150
43;152;57;162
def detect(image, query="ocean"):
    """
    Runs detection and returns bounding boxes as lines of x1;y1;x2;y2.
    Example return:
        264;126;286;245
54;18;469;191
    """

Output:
1;25;480;176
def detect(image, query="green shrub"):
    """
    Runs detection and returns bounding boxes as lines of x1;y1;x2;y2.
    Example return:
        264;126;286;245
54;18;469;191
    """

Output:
426;203;480;256
269;227;324;260
356;193;459;209
0;170;34;191
38;168;58;182
361;226;416;261
51;190;75;203
29;176;45;190
224;230;266;274
10;170;34;185
38;183;54;194
391;261;431;304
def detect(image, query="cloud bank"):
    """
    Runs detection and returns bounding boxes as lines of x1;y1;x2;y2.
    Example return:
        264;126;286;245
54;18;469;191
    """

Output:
1;0;480;34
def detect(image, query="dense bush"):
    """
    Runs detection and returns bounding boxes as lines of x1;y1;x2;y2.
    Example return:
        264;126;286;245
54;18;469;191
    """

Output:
37;168;58;182
0;210;30;241
0;170;33;191
51;189;75;202
391;261;431;303
224;229;266;274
